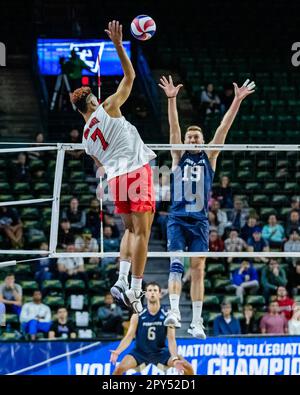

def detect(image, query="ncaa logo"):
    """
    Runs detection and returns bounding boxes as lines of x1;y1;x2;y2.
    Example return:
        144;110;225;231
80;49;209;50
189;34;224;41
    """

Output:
0;42;6;67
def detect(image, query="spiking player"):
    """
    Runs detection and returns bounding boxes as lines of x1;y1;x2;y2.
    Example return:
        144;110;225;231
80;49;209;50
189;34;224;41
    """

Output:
159;75;255;338
110;282;194;375
71;21;156;313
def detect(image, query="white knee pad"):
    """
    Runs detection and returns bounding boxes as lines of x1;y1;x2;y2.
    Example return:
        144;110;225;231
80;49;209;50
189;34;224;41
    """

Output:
169;254;184;283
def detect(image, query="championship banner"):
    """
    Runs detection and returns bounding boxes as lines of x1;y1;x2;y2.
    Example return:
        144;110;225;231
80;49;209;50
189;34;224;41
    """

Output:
1;337;300;375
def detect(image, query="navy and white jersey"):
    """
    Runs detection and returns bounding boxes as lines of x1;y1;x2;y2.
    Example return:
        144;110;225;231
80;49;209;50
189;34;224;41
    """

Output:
135;307;168;355
170;151;214;219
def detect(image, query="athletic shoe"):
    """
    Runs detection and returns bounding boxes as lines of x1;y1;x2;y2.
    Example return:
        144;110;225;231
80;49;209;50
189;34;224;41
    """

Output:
121;288;145;314
110;278;129;306
187;319;206;339
163;309;181;328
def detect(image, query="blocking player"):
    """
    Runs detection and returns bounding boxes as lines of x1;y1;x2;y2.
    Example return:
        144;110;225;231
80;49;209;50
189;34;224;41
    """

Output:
71;21;156;313
159;75;255;338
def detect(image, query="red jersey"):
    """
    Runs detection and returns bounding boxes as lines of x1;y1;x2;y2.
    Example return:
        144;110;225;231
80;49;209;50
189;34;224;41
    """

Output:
277;297;294;320
209;238;225;252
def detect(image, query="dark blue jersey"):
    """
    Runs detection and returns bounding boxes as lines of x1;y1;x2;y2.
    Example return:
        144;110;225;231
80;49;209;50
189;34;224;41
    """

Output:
170;151;214;219
135;307;168;355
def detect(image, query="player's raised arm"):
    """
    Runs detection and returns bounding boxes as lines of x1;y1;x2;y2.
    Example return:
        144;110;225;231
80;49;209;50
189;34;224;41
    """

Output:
109;313;139;365
166;327;179;359
158;75;183;166
167;327;185;374
206;79;255;170
104;20;135;113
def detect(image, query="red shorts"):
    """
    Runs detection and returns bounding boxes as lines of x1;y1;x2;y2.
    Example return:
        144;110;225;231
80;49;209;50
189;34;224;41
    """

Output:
108;163;156;214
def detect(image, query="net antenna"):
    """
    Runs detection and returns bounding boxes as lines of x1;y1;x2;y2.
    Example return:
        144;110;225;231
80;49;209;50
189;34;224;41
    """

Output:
96;42;105;254
97;42;105;104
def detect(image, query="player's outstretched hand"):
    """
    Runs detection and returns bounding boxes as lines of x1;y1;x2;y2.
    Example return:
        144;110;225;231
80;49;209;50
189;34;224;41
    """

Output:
233;79;256;101
109;350;119;365
105;20;123;46
158;75;183;98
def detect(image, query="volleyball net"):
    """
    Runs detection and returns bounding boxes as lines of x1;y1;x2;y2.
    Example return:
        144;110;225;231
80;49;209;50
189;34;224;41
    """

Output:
1;142;300;266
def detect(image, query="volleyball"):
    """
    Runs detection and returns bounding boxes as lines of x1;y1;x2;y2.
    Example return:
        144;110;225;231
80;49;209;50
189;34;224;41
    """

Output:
130;15;156;41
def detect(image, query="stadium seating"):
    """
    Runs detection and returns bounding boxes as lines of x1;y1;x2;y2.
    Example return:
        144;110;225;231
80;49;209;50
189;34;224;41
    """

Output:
1;0;299;339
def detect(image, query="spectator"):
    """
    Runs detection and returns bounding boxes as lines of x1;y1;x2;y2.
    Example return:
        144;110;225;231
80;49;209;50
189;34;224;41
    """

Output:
209;230;225;253
260;301;288;334
48;307;77;339
86;199;101;239
231;260;259;304
208;211;222;236
57;219;75;250
12;152;31;183
241;217;258;242
75;228;99;252
57;243;88;285
224;228;247;263
20;290;52;340
240;304;259;334
69;128;81;143
103;225;119;252
247;227;269;263
288;260;300;296
285;210;300;237
35;242;56;287
276;286;294;320
75;228;99;264
288;197;300;217
104;214;120;239
213;301;241;336
65;128;84;159
0;206;23;248
0;274;22;315
227;199;248;232
200;83;221;116
284;229;300;253
261;259;287;302
262;214;285;249
210;200;228;237
219;83;235;114
29;132;48;161
97;293;124;335
212;175;234;209
62;197;86;231
288;304;300;335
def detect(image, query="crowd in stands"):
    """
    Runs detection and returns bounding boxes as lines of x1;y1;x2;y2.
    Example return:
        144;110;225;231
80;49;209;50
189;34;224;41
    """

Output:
0;139;125;339
213;296;300;336
199;83;234;120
